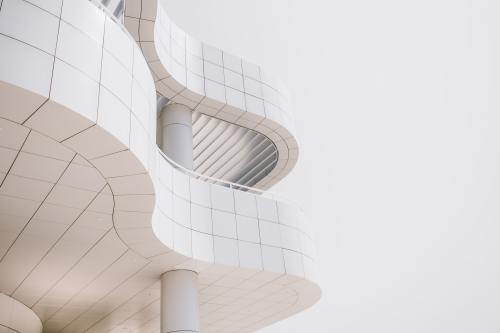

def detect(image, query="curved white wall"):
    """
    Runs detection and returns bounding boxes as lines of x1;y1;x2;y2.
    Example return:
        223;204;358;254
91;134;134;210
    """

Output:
0;0;320;331
124;0;299;189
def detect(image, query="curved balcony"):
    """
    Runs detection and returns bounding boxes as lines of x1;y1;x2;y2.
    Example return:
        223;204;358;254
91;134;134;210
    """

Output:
124;0;298;190
0;0;320;332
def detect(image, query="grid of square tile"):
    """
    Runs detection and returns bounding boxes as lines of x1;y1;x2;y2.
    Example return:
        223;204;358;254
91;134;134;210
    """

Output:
113;151;319;285
0;0;320;332
124;0;298;190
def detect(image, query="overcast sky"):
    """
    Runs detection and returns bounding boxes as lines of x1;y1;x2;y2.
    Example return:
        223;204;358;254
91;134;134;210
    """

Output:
164;0;500;332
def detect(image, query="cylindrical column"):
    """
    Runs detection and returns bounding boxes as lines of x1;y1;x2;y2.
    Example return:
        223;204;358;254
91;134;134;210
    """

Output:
160;270;199;333
159;103;193;170
0;293;42;332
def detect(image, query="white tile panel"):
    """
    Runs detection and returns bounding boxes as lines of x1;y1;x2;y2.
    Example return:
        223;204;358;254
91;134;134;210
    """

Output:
173;195;190;228
153;212;173;248
131;81;151;130
236;215;260;243
259;220;281;247
243;76;263;99
129;115;150;170
277;202;301;228
171;40;186;65
0;1;319;330
169;60;186;86
222;53;242;73
0;34;53;107
204;79;226;108
238;241;262;270
212;209;237;239
104;18;134;71
210;185;234;213
158;158;173;190
190;177;211;207
204;61;224;84
173;171;190;201
0;0;59;54
213;236;238;266
224;69;244;91
203;44;223;66
97;87;130;146
190;203;212;234
234;191;257;218
256;196;278;222
279;225;301;252
192;231;214;263
26;0;62;16
225;87;245;110
101;50;133;108
56;21;102;82
170;23;185;48
61;0;105;43
261;245;284;274
173;223;191;256
241;60;260;81
187;54;204;76
186;72;205;99
244;94;266;117
50;59;99;123
134;45;156;95
186;36;203;58
282;250;304;278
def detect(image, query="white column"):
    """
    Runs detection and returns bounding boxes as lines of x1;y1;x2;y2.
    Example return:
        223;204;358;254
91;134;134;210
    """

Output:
159;103;193;170
160;270;200;333
0;293;42;332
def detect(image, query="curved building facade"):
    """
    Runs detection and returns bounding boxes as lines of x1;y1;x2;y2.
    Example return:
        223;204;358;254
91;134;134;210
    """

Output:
0;0;320;332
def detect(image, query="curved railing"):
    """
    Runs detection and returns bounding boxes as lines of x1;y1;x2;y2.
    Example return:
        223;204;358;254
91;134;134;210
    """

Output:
0;0;320;331
96;0;125;21
124;0;300;190
157;148;300;207
90;0;299;207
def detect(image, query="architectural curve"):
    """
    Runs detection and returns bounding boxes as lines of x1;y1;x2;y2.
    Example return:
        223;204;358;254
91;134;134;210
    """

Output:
0;293;42;332
0;0;320;332
124;0;298;189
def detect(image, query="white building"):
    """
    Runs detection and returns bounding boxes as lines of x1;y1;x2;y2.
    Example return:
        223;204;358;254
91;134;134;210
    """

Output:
0;0;320;332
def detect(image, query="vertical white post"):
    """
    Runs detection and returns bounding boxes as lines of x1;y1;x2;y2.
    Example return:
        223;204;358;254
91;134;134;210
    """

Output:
158;104;198;331
160;270;200;333
159;103;193;170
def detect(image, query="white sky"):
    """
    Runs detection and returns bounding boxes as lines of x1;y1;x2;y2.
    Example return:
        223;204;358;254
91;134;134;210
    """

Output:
164;0;500;332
